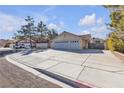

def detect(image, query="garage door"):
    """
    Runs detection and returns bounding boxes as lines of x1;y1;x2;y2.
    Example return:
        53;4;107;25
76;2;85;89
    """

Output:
53;41;70;49
70;41;80;49
53;41;80;49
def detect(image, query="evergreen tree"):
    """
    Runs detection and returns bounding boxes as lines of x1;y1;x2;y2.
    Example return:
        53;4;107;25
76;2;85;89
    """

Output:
15;16;36;48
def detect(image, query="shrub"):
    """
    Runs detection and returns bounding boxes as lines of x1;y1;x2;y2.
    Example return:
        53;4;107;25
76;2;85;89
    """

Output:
107;32;124;53
107;38;115;51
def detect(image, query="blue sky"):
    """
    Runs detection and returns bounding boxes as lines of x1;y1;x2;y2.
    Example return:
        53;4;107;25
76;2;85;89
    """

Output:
0;5;111;39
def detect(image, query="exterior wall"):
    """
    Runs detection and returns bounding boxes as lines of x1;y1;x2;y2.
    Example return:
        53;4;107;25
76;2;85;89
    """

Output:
51;32;90;49
9;44;15;48
52;32;81;43
85;40;89;48
79;39;83;49
36;43;48;48
80;40;88;49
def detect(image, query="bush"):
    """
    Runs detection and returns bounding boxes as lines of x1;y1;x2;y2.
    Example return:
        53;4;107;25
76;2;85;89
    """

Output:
107;38;115;51
107;32;124;53
114;39;124;53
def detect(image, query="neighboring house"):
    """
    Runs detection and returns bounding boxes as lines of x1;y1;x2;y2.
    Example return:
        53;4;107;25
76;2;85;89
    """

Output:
0;39;13;48
89;38;105;49
17;39;36;48
16;39;49;49
51;31;91;49
35;39;49;48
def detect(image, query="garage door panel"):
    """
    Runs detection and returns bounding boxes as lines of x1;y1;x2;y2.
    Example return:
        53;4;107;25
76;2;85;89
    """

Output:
54;43;69;49
53;41;80;49
70;41;80;49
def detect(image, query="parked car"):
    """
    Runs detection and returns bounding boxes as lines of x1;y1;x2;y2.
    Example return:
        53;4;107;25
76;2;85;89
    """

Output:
10;44;25;49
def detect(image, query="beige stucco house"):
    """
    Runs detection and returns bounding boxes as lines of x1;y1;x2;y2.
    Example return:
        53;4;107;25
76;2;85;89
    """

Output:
51;31;91;49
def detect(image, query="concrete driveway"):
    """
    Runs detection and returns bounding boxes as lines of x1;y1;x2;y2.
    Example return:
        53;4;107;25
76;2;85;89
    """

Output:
6;49;124;87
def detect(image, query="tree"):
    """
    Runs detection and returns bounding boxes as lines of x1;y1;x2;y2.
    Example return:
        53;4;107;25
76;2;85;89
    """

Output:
46;29;58;48
15;16;36;48
37;21;48;40
37;21;58;40
14;16;59;49
104;5;124;53
104;5;124;32
25;16;36;48
47;29;58;40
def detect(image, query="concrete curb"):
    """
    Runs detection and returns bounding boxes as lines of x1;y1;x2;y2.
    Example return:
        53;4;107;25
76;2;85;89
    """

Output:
34;68;95;88
5;56;72;88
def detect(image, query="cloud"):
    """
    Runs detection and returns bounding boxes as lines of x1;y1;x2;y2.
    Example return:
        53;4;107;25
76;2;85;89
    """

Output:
32;14;58;25
48;23;58;30
0;12;25;33
38;6;56;23
30;12;49;24
79;13;104;26
79;13;106;38
79;13;96;26
48;21;64;30
40;15;49;24
81;30;91;34
30;6;56;24
42;6;56;15
97;17;103;25
79;25;108;39
59;21;64;28
91;26;106;32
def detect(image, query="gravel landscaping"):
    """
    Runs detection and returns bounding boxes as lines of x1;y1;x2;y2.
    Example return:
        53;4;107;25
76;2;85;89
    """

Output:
0;57;61;88
112;52;124;62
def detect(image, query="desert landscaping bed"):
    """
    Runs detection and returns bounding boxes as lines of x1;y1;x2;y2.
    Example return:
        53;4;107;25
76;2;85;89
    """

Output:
0;57;60;88
112;51;124;62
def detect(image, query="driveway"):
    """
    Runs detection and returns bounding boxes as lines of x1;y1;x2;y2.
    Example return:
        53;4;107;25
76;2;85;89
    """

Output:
6;49;124;87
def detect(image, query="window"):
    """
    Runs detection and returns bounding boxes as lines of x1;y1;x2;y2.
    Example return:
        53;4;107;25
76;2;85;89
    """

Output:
55;41;68;43
70;41;78;43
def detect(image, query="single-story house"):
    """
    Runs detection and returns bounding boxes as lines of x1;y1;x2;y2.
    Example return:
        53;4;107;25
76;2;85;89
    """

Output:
0;39;13;48
51;31;91;49
17;39;36;48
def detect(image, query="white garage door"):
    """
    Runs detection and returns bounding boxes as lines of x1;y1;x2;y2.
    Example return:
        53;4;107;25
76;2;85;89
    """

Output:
53;40;80;49
70;41;80;49
54;41;70;49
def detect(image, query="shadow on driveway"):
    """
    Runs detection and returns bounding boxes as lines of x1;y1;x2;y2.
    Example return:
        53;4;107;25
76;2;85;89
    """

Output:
18;48;104;56
52;49;104;54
